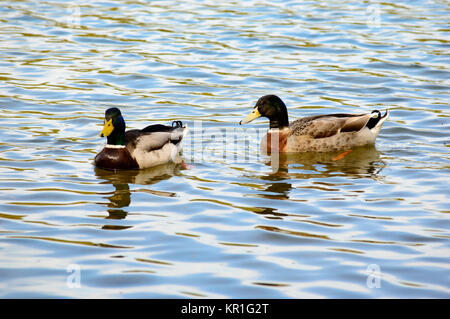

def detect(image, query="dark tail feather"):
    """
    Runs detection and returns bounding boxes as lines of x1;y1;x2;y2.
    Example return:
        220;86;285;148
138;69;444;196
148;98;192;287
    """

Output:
172;121;183;128
170;121;186;145
366;110;382;129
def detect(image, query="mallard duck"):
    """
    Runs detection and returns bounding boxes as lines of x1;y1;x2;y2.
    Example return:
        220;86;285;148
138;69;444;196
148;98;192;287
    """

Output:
95;107;188;170
240;95;388;153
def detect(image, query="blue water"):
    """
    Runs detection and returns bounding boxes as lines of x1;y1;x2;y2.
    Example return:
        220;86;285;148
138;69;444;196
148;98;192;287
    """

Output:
0;0;449;298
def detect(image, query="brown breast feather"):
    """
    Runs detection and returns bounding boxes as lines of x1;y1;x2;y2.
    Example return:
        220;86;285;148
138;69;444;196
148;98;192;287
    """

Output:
94;147;139;170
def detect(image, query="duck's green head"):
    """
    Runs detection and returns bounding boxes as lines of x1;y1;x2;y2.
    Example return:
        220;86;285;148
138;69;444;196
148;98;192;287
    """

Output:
100;107;126;145
240;95;289;129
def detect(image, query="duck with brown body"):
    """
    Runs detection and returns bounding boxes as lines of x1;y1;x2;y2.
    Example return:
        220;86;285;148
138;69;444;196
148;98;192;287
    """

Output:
95;107;188;170
240;95;388;154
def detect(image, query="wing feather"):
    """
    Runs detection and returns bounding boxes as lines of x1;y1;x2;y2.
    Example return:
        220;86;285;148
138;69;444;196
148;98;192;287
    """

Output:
290;113;372;139
134;131;172;152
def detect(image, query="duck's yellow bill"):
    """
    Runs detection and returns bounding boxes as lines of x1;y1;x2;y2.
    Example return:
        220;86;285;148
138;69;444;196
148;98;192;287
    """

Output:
240;108;261;125
100;119;114;137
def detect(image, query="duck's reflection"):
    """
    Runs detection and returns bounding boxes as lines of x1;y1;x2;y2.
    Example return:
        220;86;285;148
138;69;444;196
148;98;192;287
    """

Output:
265;145;384;177
94;163;181;226
259;172;292;200
255;145;385;201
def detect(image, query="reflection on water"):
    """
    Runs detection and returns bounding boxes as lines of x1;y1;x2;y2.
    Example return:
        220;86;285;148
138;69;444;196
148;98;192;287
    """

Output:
0;0;449;298
265;145;385;179
94;163;181;225
257;145;384;201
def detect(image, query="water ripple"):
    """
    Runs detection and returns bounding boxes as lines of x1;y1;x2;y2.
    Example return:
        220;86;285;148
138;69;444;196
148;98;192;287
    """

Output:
0;0;449;298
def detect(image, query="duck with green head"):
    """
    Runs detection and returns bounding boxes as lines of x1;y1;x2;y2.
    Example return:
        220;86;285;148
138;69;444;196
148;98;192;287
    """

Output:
240;95;388;153
95;107;188;170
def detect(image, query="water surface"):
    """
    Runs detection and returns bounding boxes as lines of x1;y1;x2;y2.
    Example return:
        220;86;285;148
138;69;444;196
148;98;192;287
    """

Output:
0;0;449;298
